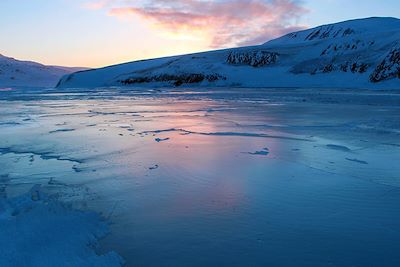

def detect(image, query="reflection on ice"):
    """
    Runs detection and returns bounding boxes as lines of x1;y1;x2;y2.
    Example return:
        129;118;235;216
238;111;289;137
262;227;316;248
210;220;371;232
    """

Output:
1;88;400;266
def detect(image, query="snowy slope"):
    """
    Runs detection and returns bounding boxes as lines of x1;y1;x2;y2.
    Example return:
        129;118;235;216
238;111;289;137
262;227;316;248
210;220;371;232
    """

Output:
0;54;87;87
57;17;400;89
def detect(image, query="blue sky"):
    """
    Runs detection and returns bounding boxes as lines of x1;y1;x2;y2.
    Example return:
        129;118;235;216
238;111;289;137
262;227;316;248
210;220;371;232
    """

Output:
0;0;398;67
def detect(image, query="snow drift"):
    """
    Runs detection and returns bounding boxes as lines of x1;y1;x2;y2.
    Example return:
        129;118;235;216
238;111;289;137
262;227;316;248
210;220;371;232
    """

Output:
0;185;123;267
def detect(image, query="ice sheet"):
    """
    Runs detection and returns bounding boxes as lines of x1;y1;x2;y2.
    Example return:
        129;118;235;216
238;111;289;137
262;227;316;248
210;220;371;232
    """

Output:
1;87;400;266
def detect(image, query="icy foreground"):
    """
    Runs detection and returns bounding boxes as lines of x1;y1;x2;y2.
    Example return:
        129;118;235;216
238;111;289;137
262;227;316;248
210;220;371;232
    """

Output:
1;87;400;266
0;185;123;267
58;17;400;89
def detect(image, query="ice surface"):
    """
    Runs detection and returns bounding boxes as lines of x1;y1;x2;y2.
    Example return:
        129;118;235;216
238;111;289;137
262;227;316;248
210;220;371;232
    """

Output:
1;87;400;266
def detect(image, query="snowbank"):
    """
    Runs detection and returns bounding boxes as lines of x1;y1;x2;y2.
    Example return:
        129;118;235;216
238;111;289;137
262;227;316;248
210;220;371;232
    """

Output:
0;185;123;267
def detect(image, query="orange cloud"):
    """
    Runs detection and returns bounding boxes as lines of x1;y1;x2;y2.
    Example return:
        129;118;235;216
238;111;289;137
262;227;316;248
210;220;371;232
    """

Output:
102;0;308;48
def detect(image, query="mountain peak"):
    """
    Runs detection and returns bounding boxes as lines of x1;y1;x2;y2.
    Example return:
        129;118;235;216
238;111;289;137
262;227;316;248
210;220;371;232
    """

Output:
0;53;89;87
264;17;400;47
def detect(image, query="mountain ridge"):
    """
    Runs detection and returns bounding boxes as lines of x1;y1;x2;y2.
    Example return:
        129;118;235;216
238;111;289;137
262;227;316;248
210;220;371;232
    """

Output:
56;17;400;89
0;54;88;87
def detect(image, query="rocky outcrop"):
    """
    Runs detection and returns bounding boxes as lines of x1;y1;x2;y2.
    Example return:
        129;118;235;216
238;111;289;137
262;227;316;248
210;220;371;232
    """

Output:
227;51;278;67
305;27;356;41
292;59;370;75
370;47;400;82
321;40;375;56
319;61;369;74
119;73;226;87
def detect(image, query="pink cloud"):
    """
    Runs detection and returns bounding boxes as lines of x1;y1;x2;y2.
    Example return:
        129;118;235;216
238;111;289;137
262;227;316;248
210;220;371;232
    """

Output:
104;0;308;47
82;0;112;10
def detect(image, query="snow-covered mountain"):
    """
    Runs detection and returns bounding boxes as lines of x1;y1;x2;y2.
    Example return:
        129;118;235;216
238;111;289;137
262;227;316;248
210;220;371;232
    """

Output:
57;17;400;89
0;54;87;87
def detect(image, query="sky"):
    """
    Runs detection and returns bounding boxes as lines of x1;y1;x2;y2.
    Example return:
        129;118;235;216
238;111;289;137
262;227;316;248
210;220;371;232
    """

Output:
0;0;399;67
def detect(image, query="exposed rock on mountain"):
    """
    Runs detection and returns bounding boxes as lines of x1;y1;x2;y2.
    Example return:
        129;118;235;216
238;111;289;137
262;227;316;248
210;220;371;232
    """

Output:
370;47;400;82
119;73;226;87
227;51;278;67
303;26;356;41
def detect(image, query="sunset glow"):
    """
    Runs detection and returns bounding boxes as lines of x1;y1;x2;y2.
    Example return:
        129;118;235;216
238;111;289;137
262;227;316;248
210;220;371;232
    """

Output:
1;0;399;67
1;1;400;266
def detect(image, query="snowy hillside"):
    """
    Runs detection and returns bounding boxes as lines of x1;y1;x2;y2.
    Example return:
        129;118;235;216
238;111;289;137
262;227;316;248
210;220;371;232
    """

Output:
0;54;87;87
57;17;400;89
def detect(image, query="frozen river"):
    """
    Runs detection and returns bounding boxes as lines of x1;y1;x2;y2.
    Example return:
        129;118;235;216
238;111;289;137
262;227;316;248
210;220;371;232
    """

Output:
1;87;400;266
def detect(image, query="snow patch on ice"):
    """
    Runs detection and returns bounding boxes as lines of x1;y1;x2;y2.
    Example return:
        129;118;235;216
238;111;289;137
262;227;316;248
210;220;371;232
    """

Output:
0;185;123;267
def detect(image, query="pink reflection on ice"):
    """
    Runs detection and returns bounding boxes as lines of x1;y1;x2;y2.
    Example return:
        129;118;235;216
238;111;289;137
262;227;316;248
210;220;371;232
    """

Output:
0;88;14;91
